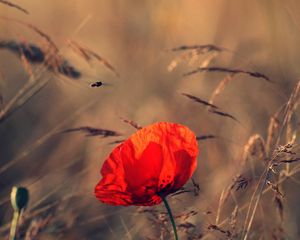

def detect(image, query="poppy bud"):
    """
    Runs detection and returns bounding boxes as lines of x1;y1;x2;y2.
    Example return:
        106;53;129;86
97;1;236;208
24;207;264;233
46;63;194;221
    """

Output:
10;186;29;212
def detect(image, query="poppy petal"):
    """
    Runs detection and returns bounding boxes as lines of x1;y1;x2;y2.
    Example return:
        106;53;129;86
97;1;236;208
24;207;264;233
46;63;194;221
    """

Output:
172;149;197;191
124;141;163;193
95;122;199;206
95;144;131;205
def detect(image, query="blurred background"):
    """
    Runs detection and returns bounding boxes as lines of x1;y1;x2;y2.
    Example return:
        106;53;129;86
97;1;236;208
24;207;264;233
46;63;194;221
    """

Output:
0;0;300;239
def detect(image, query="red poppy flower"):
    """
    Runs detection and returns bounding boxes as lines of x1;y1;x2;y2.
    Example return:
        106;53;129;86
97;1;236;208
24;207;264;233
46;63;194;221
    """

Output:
95;122;199;206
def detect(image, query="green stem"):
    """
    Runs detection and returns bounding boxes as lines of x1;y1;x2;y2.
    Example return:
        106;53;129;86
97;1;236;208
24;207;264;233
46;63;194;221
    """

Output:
9;210;20;240
158;193;178;240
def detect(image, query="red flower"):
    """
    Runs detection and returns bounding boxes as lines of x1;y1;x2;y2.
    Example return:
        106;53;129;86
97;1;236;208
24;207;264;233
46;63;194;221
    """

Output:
95;122;199;206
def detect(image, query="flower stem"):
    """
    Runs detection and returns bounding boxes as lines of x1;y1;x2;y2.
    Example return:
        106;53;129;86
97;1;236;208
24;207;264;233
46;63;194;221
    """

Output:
9;210;20;240
158;194;178;240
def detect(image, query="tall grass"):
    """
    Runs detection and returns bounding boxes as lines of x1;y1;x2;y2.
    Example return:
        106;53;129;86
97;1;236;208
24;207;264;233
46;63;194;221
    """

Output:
0;1;300;239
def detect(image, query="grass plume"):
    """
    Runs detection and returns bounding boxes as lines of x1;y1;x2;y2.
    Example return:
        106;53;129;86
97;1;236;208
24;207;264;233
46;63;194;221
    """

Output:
61;126;122;138
183;66;271;82
0;0;29;14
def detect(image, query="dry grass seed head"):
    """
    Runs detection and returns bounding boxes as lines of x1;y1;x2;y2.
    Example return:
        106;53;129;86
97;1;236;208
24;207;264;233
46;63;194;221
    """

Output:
208;108;239;123
230;175;252;191
242;134;267;163
24;215;53;240
61;126;122;138
209;73;236;106
266;116;280;155
182;93;218;109
196;135;216;141
229;206;238;234
284;81;300;143
274;194;284;224
0;0;29;14
207;224;232;238
119;117;142;130
182;92;239;122
167;44;226;72
170;44;227;52
183;66;271;83
67;40;119;77
0;17;59;52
